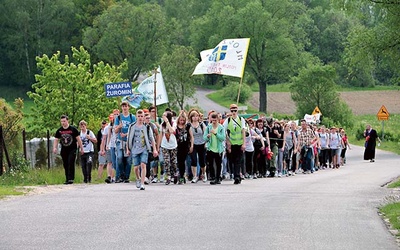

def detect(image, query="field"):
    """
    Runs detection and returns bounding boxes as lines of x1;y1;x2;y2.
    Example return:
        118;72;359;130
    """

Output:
249;91;400;115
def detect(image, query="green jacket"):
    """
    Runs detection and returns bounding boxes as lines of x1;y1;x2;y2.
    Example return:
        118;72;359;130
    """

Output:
203;123;225;153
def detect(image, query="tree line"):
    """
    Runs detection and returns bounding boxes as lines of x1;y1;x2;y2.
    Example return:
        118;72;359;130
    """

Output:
0;0;399;115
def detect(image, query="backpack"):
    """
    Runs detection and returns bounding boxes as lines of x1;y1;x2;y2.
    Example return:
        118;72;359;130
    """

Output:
117;113;135;124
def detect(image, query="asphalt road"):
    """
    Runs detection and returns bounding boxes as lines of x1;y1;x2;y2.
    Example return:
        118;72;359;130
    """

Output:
184;87;229;114
1;145;399;250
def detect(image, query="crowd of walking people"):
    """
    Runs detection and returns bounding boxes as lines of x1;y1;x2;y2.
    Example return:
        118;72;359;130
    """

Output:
53;102;358;189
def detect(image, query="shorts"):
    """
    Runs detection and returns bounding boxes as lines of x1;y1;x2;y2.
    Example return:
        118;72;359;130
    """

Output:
98;154;107;165
132;150;149;166
105;149;112;163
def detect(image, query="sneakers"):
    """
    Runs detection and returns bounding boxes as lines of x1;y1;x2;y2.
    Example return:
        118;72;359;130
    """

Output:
159;174;165;183
124;179;130;183
233;178;241;184
278;172;282;178
191;177;198;183
151;177;158;183
173;175;178;184
178;178;185;185
144;177;150;185
202;174;207;183
140;184;145;190
105;176;111;184
165;178;171;185
136;180;141;188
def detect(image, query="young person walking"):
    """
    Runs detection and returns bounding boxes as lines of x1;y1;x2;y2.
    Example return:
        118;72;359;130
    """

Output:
53;115;84;184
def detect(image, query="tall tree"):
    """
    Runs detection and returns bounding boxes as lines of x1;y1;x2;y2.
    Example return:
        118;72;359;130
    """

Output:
83;2;169;81
159;45;199;110
189;0;311;112
0;0;81;88
290;63;353;127
27;46;127;134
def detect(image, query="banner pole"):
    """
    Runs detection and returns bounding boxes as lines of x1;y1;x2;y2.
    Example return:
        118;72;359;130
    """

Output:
236;77;243;104
153;67;158;115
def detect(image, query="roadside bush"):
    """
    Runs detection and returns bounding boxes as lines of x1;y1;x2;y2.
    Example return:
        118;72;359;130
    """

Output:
221;82;252;103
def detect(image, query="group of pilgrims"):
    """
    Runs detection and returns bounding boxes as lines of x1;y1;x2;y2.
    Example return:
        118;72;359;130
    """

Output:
92;101;353;190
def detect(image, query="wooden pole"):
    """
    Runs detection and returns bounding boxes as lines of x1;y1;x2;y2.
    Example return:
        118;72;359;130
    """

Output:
236;77;244;104
23;129;27;160
47;130;51;170
0;126;3;175
153;67;159;116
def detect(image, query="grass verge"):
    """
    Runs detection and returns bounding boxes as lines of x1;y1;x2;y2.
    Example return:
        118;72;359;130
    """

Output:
0;186;24;199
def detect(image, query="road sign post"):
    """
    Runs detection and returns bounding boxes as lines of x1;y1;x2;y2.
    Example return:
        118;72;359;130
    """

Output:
377;105;389;141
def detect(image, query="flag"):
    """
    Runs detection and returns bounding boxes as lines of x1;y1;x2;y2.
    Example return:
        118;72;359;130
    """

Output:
122;87;144;108
137;66;169;105
192;38;250;78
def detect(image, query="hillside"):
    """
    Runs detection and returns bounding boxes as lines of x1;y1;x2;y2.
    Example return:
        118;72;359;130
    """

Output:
249;90;400;115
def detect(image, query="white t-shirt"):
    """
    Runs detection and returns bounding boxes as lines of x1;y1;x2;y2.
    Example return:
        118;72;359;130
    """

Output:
161;127;177;149
80;130;96;153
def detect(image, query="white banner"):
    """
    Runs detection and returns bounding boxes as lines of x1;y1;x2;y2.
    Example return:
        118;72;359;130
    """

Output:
304;114;320;124
137;66;169;105
192;38;250;78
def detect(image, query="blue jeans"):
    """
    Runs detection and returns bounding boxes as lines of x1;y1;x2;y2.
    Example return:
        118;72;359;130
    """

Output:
116;141;132;180
301;146;313;172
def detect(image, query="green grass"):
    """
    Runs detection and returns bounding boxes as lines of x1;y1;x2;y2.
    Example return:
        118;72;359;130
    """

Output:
380;203;400;235
0;186;24;199
347;114;400;155
207;91;259;113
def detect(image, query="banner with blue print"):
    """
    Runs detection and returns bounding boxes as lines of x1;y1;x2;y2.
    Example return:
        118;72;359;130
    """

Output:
104;82;132;98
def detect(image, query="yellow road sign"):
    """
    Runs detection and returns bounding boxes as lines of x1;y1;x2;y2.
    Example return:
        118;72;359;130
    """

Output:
312;106;322;115
377;105;389;121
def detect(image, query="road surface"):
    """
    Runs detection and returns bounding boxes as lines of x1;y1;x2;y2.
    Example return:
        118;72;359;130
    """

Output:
1;145;399;250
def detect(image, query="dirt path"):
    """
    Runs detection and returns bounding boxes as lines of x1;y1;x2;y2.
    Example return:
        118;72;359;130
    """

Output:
250;90;400;115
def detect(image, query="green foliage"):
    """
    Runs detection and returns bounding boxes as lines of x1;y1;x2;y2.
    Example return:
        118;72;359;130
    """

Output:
290;63;354;127
0;0;81;87
27;46;126;134
0;98;24;151
189;0;309;112
222;82;252;104
83;2;169;81
346;114;400;155
159;45;199;110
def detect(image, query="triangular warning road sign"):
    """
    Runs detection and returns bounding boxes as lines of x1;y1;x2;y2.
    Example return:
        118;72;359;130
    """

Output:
377;105;389;120
312;106;322;115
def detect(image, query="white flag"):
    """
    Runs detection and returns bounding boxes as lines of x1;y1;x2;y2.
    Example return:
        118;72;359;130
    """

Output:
192;38;250;78
137;66;169;105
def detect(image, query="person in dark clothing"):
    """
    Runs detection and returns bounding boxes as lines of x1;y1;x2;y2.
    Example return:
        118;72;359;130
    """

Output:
53;115;84;184
363;124;381;162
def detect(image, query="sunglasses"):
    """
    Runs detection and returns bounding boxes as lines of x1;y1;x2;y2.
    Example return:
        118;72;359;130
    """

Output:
230;109;238;112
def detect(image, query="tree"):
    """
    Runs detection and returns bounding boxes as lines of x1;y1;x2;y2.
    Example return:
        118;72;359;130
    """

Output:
0;98;24;151
27;46;127;135
290;63;353;127
159;45;199;110
189;0;310;112
0;0;81;88
83;2;169;81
